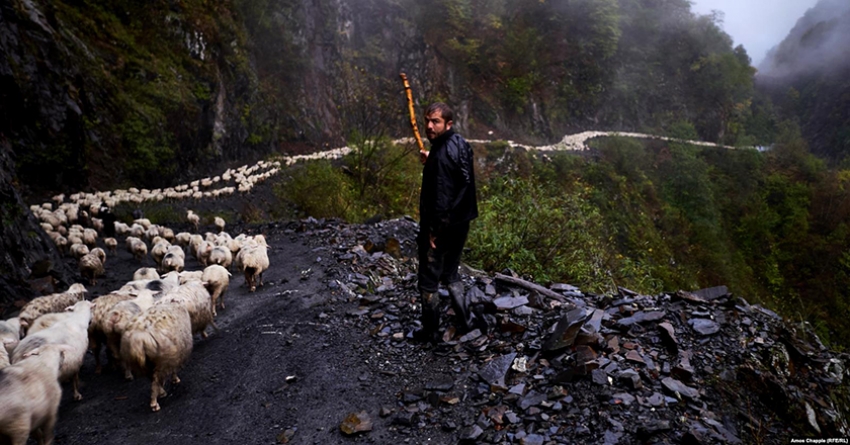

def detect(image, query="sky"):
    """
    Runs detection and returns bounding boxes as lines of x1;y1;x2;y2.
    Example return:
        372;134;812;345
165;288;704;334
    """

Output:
689;0;821;67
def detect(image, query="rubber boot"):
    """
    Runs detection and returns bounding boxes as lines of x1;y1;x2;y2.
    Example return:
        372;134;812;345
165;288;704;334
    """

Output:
448;281;474;332
413;291;441;343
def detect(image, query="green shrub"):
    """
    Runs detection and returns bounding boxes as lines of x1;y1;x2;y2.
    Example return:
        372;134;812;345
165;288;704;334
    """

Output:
341;139;422;221
273;160;357;220
467;175;612;291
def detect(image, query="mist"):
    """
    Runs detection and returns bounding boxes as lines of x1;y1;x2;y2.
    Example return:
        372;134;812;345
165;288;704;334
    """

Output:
690;0;819;67
758;0;850;78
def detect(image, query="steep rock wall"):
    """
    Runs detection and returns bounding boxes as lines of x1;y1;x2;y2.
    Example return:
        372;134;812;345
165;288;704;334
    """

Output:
0;138;73;313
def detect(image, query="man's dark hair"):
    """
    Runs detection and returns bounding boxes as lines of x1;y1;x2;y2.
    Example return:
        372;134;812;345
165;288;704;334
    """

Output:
425;102;453;122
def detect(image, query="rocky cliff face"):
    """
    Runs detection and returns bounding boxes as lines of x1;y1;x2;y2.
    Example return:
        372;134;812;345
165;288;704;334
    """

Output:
0;139;73;312
0;0;268;194
0;0;417;194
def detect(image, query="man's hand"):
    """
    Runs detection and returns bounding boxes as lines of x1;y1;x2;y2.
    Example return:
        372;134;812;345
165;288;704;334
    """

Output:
419;149;429;165
429;233;436;249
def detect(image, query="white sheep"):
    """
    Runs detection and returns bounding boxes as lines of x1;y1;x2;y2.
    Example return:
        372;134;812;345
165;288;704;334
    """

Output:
163;268;181;283
195;240;214;266
208;246;233;269
133;267;160;281
151;241;171;266
12;300;93;401
188;234;204;257
145;226;160;242
126;236;148;261
129;224;145;238
236;239;269;292
69;243;90;260
214;216;225;233
104;237;118;253
157;281;216;338
88;292;135;374
67;233;83;247
175;232;191;248
65;204;79;223
118;277;179;298
160;252;184;274
187;211;200;232
79;247;106;285
0;318;20;357
166;245;185;260
120;302;193;411
0;343;7;370
202;265;231;316
134;218;152;230
115;221;130;236
26;312;67;336
0;343;68;445
177;271;204;284
18;284;87;336
104;290;156;379
91;218;104;233
41;213;61;230
82;228;98;248
226;237;242;256
160;227;175;242
48;232;68;254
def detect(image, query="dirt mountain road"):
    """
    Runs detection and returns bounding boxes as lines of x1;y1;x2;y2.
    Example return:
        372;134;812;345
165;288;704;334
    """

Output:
52;223;453;445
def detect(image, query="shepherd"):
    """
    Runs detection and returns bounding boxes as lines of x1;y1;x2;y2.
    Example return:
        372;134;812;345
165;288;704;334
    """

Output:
413;102;479;342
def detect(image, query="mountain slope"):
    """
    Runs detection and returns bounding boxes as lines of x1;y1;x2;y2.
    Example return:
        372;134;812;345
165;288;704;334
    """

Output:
1;0;762;195
758;0;850;161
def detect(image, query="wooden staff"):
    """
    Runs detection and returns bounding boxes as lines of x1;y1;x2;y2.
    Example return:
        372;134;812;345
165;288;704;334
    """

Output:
399;73;426;154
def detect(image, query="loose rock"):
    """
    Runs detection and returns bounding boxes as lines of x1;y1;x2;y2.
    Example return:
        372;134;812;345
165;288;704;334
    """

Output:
340;411;373;435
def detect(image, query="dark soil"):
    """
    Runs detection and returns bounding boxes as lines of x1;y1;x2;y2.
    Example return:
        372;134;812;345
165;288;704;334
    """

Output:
52;221;458;445
38;174;454;445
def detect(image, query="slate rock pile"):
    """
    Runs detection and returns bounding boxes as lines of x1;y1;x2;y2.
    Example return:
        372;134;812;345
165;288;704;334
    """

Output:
298;217;849;444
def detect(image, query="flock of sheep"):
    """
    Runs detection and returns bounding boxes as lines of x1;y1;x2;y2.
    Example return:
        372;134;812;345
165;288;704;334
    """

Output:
44;160;282;212
1;178;275;444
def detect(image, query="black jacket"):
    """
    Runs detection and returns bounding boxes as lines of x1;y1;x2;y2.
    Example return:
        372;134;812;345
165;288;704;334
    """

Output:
419;129;478;234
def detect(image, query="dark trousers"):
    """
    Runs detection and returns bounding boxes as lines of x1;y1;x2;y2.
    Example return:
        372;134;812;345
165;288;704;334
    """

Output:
417;221;470;293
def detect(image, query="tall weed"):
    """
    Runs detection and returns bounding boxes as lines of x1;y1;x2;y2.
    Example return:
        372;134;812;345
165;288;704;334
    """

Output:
272;140;422;222
467;176;612;291
273;161;357;220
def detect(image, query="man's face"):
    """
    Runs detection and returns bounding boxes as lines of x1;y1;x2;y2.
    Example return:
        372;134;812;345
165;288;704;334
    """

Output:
425;112;452;141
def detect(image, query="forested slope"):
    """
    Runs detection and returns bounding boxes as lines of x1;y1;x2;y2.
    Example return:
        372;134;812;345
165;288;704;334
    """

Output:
1;0;765;195
758;0;850;162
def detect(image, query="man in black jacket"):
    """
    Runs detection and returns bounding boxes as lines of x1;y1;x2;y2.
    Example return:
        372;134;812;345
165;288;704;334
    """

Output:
100;201;117;238
414;102;478;342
